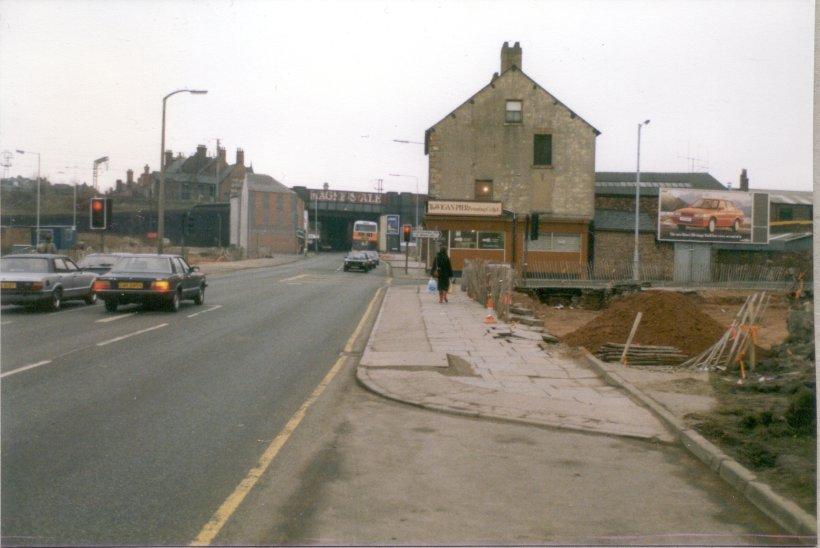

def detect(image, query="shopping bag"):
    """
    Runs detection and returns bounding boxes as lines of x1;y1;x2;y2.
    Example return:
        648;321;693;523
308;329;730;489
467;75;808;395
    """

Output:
427;277;438;293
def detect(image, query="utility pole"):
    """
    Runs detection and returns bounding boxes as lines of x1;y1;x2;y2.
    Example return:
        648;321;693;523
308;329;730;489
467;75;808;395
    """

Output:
633;120;650;282
1;150;12;179
16;149;41;247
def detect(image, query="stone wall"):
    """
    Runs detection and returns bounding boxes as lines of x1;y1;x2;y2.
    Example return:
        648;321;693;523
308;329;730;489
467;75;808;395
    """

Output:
427;64;597;220
594;231;673;268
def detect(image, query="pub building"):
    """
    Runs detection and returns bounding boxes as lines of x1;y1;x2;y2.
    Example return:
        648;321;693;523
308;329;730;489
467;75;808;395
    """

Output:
423;42;599;273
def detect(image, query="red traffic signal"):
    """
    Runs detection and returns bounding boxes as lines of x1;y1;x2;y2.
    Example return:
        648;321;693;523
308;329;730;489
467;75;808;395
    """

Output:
90;198;107;229
402;224;412;242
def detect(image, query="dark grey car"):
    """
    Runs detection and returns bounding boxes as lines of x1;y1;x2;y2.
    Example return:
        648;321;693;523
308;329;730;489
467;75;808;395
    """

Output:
0;254;98;310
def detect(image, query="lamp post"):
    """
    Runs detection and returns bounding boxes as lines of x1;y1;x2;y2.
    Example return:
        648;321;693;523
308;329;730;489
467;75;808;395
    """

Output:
157;88;208;253
16;149;41;247
633;119;650;282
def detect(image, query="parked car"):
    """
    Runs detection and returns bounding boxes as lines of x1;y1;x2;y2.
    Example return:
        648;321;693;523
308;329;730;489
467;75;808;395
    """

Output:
363;250;380;267
0;254;98;310
343;252;372;272
77;252;131;275
92;254;206;312
672;198;745;233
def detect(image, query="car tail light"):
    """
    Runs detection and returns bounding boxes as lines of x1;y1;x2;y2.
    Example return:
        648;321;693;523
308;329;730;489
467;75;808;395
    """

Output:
151;280;171;291
92;280;110;291
30;282;43;291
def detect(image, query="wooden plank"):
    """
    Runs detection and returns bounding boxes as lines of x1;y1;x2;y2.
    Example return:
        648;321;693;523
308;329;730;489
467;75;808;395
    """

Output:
620;312;643;366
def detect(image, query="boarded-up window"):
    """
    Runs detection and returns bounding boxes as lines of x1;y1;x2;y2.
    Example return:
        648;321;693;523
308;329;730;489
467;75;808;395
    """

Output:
534;134;552;166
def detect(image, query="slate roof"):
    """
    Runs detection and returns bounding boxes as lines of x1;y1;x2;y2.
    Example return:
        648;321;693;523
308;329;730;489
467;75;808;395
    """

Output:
595;172;726;196
246;173;293;194
594;209;655;232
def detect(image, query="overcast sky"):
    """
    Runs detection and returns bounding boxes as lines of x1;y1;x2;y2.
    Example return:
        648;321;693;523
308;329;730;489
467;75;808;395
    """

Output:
0;0;814;195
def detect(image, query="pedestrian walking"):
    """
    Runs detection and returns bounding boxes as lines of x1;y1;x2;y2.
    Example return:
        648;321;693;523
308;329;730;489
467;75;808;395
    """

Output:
431;246;453;303
36;233;57;254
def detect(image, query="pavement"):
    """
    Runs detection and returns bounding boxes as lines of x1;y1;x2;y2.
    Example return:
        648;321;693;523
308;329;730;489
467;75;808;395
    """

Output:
357;283;675;443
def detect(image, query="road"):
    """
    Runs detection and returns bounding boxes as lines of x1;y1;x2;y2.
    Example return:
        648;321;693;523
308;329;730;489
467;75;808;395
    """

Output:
1;252;384;545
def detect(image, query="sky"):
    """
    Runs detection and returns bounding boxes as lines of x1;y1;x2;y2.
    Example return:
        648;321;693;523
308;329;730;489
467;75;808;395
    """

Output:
0;0;814;195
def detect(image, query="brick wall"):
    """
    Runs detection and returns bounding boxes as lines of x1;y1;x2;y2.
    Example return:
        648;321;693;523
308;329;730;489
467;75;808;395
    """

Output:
247;191;303;256
593;231;673;267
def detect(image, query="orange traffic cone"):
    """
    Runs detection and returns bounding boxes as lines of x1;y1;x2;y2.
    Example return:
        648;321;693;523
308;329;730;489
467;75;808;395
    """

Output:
484;295;497;324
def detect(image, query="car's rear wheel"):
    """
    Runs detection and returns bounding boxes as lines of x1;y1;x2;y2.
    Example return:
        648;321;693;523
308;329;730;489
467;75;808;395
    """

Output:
193;285;205;305
84;292;98;305
48;289;62;311
167;290;181;312
104;300;118;313
708;218;717;233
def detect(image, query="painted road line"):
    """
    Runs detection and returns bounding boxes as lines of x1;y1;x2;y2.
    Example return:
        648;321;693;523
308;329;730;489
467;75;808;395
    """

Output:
95;313;137;323
96;323;168;347
279;274;309;283
191;285;385;546
1;360;53;379
187;304;223;319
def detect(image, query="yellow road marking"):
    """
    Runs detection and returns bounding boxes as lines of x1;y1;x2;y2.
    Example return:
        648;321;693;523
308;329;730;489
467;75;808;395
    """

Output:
190;285;385;546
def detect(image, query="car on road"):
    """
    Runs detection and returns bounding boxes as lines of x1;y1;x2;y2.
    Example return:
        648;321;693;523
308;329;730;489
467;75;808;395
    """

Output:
363;250;380;267
92;254;207;312
0;254;98;310
672;198;745;233
77;252;131;275
343;251;372;272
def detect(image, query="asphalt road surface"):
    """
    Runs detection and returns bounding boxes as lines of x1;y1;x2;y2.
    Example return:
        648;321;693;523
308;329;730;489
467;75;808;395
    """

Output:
1;253;384;545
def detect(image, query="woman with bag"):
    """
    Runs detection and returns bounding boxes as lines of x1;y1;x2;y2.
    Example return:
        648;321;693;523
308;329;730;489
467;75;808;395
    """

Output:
431;246;453;303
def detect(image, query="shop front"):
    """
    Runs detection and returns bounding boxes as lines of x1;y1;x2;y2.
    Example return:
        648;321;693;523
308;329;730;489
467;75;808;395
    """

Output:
424;200;589;273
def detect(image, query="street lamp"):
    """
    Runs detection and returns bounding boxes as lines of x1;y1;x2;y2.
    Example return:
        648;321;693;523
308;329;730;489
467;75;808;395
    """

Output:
157;88;208;253
16;149;41;247
388;173;420;229
633;119;650;282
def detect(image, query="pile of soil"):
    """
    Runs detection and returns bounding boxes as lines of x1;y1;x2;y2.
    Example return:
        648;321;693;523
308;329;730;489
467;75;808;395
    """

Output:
562;291;726;357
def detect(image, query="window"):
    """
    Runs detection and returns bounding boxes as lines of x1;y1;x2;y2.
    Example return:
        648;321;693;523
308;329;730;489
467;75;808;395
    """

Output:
534;134;552;166
478;232;504;249
528;232;582;252
505;100;522;123
65;259;79;271
450;230;478;249
53;259;68;272
474;180;493;201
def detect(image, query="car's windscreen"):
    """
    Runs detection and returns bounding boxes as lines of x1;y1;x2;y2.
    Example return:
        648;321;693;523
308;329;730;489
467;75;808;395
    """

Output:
0;257;50;273
692;199;720;209
79;255;120;268
111;257;172;273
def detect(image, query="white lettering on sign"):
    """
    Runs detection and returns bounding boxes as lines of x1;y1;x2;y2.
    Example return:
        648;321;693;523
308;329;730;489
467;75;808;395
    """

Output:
309;190;382;204
427;200;502;217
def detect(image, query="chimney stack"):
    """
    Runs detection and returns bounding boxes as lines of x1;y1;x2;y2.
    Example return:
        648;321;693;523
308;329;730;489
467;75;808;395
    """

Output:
217;146;226;164
164;150;173;169
126;169;134;184
236;148;244;166
501;41;522;73
739;169;749;192
196;144;207;157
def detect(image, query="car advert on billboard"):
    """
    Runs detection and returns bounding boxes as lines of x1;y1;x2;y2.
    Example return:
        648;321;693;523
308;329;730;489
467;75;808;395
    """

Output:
657;189;763;244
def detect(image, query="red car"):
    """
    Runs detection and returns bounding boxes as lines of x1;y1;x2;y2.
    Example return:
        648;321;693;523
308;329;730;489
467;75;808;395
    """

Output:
672;198;745;233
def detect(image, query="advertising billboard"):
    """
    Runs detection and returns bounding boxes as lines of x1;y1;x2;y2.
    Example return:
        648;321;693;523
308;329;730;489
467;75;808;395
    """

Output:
658;189;769;244
386;214;400;235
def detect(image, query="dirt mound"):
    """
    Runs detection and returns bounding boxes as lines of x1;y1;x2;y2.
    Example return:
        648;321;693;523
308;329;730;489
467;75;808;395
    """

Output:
562;291;726;357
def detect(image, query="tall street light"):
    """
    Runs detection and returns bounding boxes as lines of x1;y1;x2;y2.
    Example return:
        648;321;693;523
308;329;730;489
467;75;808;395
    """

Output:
16;149;41;246
158;88;208;253
388;173;420;229
633;119;650;282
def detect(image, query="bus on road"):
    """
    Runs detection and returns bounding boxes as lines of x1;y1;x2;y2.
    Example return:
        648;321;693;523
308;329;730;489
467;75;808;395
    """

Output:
352;220;378;251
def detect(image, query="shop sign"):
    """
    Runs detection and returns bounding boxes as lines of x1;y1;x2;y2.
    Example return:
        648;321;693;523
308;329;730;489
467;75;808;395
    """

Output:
427;200;502;217
309;189;382;204
658;189;769;244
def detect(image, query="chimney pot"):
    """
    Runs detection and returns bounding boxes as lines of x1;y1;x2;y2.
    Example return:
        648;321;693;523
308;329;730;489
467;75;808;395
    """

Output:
236;148;244;166
501;41;522;73
164;150;173;169
126;169;134;184
739;168;749;192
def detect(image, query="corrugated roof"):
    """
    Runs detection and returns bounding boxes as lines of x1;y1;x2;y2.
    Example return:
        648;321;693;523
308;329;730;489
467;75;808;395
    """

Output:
595;172;726;196
751;189;813;206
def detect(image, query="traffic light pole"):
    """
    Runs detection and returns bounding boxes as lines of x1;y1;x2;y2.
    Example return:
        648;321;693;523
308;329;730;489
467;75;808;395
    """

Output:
405;241;409;274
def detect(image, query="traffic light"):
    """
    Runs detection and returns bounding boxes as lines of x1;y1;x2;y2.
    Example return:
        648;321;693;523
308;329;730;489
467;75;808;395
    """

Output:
402;224;412;242
530;213;540;241
90;198;106;230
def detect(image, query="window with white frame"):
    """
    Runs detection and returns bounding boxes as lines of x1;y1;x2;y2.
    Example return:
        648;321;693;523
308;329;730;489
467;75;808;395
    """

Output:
505;100;522;123
450;230;478;249
528;232;581;252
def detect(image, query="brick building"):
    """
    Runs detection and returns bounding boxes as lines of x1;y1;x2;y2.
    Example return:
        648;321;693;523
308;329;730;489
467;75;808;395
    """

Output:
231;173;306;257
423;42;599;271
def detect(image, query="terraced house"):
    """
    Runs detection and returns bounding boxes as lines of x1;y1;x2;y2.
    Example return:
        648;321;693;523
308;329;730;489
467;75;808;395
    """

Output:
424;42;599;271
